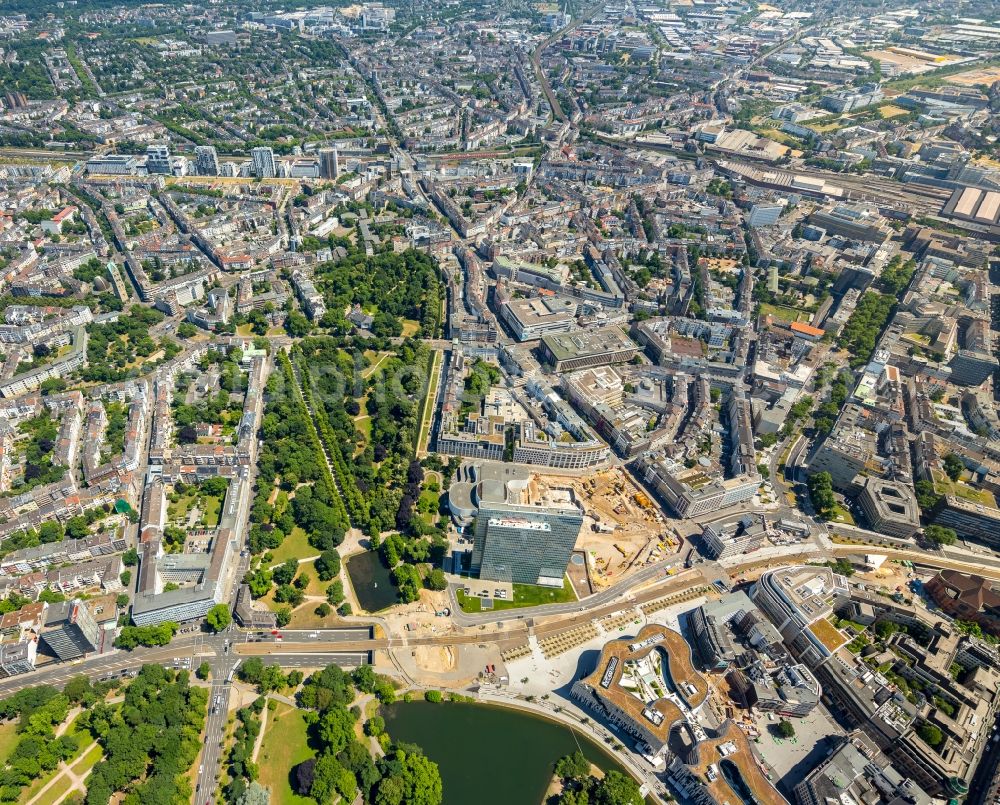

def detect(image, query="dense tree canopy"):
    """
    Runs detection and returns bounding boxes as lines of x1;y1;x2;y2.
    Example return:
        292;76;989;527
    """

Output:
289;663;435;803
315;248;444;339
924;524;957;546
114;622;178;650
0;688;77;802
552;755;643;805
82;664;207;805
837;292;895;369
807;471;837;521
206;603;232;632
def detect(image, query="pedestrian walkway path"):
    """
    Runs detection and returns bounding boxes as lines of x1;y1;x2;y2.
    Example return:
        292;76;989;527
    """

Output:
26;740;99;805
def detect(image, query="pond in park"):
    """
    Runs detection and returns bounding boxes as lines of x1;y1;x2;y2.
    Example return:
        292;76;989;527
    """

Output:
345;550;397;612
382;700;638;805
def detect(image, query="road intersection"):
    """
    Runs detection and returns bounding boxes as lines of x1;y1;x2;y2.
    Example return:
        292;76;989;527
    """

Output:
0;528;992;801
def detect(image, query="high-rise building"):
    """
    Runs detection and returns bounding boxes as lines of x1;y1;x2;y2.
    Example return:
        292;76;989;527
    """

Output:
39;600;100;660
319;148;339;180
146;144;172;175
471;503;582;587
469;465;583;586
194;145;220;176
250;146;277;178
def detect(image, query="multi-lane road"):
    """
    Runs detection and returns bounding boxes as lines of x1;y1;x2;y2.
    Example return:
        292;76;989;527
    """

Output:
1;531;996;799
8;531;998;707
448;546;696;627
196;639;241;802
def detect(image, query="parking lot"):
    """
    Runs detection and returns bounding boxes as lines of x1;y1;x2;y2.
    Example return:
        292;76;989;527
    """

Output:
460;580;514;604
750;706;845;792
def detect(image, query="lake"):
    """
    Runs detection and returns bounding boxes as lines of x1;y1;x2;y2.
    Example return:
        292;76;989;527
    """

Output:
345;550;397;612
382;700;635;805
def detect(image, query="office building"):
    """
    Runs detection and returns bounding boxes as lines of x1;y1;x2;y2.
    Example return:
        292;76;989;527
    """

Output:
288;159;320;179
794;732;932;805
234;584;277;630
690;592;818;716
856;478;921;540
39;599;100;660
948;349;998;387
750;566;850;667
809;204;888;243
635;455;759;519
814;623;998;798
319;148;340;180
701;514;768;560
690;593;747;669
571;625;708;753
930;492;1000;548
290;270;325;321
194;145;220;176
204;30;237;45
0;640;37;678
500;296;576;341
821;84;884;113
728;662;821;717
250;146;277;179
539;326;637;372
85;154;139;175
470;464;583;586
131;473;253;626
809;427;881;492
146;144;172;175
560;366;655;458
473;511;579;585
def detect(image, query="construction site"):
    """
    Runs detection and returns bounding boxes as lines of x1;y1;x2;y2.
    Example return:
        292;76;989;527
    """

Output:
540;467;683;589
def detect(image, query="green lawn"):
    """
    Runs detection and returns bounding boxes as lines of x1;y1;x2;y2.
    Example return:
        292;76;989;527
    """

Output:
71;743;104;776
0;721;19;765
167;491;197;522
31;743;104;805
953;483;996;505
932;470;997;507
828;503;856;526
759;302;809;324
32;775;74;805
201;493;222;528
361;351;393;379
261;558;327;614
354;415;372;438
270;527;315;565
457;576;577;613
417;489;439;526
199;495;222;528
17;715;92;804
510;577;577;607
456;591;482;613
257;704;315;805
167;489;222;528
416;349;442;453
